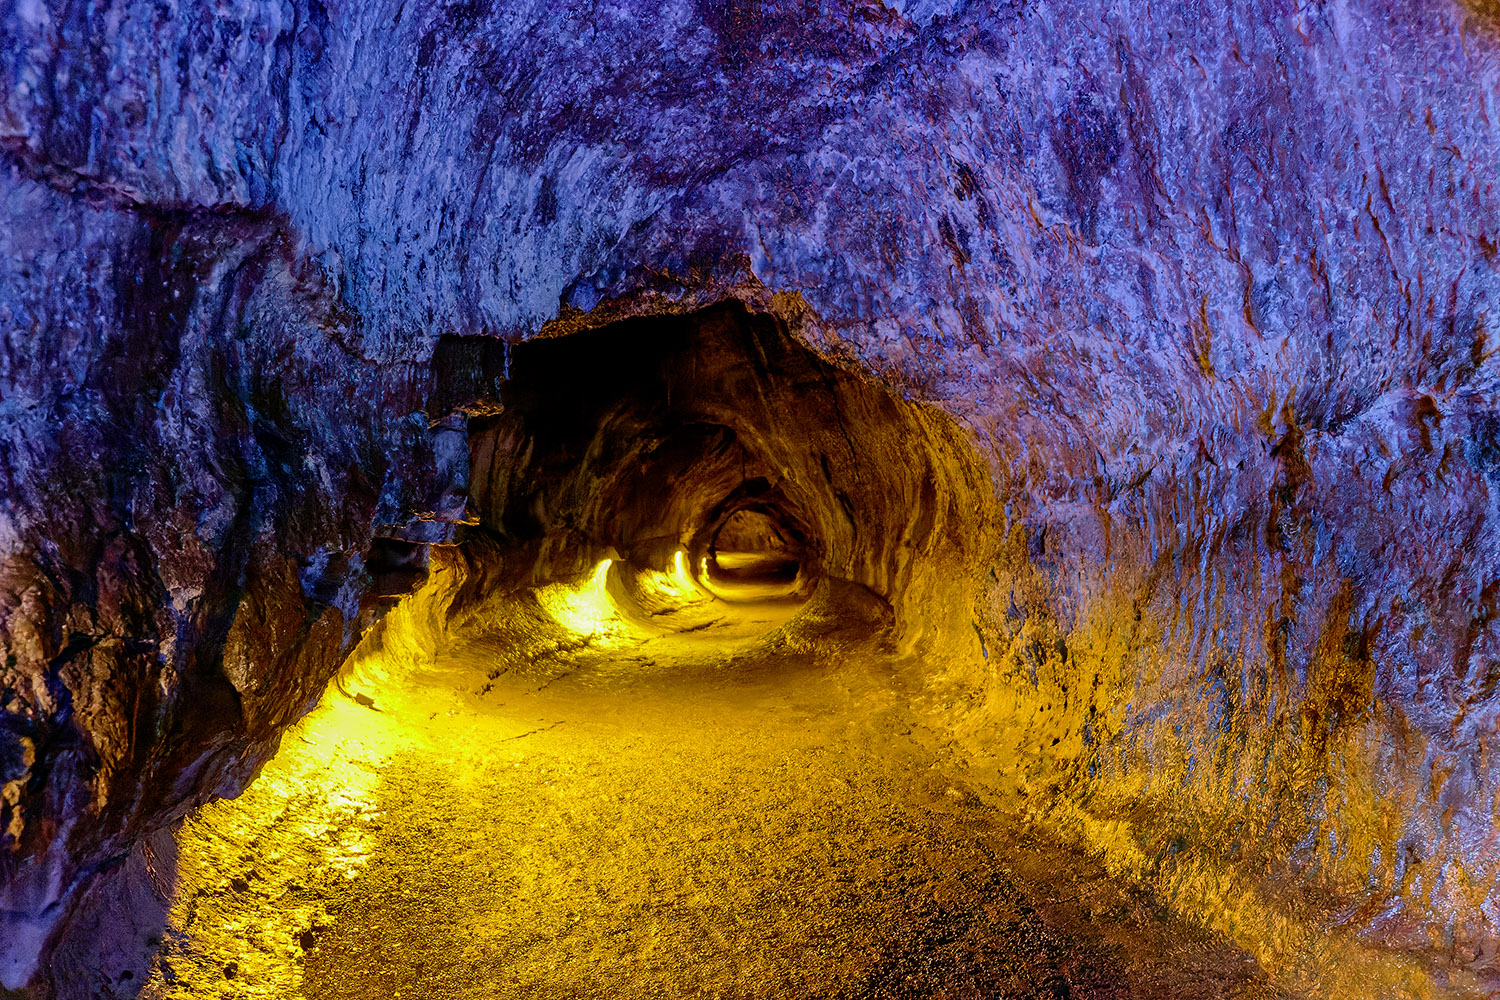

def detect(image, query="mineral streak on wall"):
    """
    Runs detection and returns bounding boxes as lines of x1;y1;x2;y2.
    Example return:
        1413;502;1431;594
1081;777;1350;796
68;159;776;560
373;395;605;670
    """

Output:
2;0;1500;994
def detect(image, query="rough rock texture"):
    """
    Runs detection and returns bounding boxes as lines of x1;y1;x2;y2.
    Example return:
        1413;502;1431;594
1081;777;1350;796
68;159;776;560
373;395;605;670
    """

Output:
0;167;456;986
3;0;1500;993
458;304;990;616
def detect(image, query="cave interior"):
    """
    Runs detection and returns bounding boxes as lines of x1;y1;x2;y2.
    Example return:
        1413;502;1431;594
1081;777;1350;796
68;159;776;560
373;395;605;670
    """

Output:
5;1;1500;996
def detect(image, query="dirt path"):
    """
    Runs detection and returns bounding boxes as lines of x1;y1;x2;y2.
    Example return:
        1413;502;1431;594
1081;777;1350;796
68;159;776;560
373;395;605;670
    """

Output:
142;593;1283;1000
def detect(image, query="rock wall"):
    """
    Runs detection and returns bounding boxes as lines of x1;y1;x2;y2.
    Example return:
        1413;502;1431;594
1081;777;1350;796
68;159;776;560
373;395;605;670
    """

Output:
0;167;444;986
3;0;1500;992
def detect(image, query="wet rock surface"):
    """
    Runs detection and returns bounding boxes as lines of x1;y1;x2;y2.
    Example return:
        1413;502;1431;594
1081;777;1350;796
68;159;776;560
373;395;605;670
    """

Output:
0;0;1499;993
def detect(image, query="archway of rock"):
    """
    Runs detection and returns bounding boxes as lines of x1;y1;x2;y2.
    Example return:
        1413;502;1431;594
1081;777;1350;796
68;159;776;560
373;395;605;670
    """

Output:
700;500;811;601
131;303;1284;999
446;301;989;620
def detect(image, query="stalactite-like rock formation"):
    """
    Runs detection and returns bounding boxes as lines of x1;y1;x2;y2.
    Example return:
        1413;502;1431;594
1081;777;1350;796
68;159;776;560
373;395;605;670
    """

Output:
3;0;1500;993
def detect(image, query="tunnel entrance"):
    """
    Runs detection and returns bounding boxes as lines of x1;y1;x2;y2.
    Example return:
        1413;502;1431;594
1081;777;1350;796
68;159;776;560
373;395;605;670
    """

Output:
696;481;814;602
706;505;805;594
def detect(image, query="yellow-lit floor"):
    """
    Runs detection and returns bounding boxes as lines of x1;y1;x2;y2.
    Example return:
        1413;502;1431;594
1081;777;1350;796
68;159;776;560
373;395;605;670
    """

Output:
141;578;1282;999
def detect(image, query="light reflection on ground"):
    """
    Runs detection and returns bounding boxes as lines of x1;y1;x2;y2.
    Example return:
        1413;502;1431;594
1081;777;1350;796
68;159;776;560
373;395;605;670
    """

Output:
146;683;400;998
142;569;1293;999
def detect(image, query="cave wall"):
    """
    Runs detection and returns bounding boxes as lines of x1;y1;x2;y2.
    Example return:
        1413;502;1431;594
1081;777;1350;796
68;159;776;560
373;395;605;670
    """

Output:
0;167;466;983
3;0;1500;989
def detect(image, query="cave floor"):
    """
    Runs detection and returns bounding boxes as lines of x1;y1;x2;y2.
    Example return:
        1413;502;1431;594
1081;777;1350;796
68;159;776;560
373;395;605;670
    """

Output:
142;592;1285;1000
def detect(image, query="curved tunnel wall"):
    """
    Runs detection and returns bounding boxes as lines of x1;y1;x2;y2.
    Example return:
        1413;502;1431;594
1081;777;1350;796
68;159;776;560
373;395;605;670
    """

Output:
710;508;796;558
452;302;998;644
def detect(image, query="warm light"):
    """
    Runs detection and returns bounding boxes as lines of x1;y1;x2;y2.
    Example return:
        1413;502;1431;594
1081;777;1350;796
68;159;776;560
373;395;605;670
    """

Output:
536;554;713;645
163;662;409;994
158;562;809;996
630;550;709;616
671;549;696;592
537;558;625;639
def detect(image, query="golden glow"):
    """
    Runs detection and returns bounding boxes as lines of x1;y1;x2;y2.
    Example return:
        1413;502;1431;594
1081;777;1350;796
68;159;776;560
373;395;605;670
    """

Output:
671;549;696;592
146;566;821;997
634;549;707;608
151;670;407;996
536;558;630;641
148;547;1457;999
535;554;712;645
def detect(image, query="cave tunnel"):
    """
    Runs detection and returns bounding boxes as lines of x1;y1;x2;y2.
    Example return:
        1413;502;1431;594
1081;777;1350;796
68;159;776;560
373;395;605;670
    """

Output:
21;296;1420;1000
444;301;989;627
41;303;1042;998
12;307;1486;1000
7;1;1500;997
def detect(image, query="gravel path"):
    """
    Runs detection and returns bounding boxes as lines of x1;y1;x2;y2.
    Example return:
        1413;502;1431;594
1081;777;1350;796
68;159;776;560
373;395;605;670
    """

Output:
143;595;1282;1000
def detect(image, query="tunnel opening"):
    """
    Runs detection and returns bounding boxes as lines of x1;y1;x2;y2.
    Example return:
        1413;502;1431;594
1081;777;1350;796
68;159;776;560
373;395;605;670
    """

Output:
70;298;1346;1000
706;505;804;589
446;299;997;653
695;481;814;602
